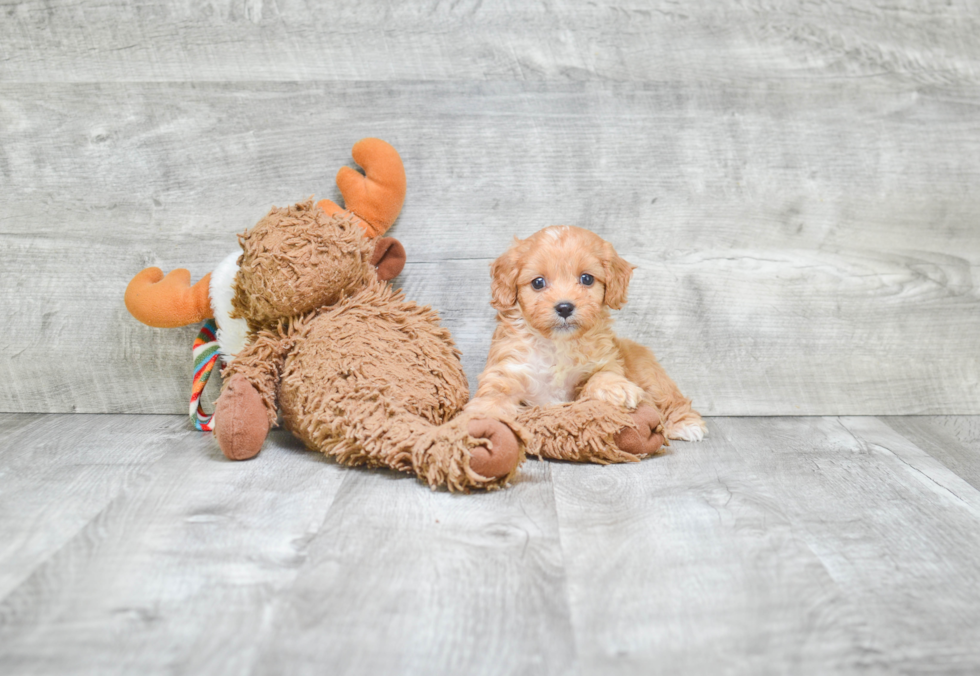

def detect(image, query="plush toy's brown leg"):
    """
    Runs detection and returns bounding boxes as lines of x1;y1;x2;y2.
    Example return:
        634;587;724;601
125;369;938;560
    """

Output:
214;325;297;461
467;418;522;480
614;405;666;457
286;390;526;491
516;399;665;464
413;413;526;491
213;374;270;461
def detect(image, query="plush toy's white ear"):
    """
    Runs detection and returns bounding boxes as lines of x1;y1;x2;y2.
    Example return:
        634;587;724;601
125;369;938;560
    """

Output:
209;251;250;364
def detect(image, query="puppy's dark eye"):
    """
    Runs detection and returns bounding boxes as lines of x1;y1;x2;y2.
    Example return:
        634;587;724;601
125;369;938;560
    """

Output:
531;277;546;290
580;273;595;286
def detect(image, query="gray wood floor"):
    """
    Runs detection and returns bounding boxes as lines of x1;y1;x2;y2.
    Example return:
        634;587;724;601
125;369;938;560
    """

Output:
1;413;979;675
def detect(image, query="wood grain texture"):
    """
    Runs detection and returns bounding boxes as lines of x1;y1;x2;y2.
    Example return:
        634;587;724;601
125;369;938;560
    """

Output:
250;461;574;676
880;415;980;492
550;419;870;674
0;414;182;600
0;419;348;675
2;78;979;414
3;414;980;674
2;0;978;84
550;416;980;674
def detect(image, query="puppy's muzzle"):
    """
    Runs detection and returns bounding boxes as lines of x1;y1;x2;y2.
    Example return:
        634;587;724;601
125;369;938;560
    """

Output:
554;302;575;319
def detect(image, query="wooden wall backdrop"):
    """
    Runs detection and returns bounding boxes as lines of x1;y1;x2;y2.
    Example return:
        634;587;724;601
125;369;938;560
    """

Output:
2;0;979;416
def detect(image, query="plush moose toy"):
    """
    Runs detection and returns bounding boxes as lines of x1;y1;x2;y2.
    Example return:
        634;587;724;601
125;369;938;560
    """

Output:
124;138;527;490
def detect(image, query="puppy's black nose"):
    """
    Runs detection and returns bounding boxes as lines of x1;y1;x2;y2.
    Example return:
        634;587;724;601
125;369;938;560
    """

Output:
555;302;575;318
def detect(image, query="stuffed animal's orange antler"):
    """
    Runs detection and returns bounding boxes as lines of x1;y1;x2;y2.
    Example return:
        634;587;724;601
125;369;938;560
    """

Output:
317;138;406;238
125;267;213;328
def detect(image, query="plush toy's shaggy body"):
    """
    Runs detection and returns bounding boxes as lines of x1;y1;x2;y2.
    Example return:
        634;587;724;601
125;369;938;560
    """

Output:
227;276;507;490
209;200;528;492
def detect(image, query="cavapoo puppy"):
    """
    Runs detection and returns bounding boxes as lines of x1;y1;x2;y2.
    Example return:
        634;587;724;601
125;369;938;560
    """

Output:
466;225;707;443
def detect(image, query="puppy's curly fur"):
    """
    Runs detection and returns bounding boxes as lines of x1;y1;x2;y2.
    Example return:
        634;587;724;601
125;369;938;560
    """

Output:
467;225;707;443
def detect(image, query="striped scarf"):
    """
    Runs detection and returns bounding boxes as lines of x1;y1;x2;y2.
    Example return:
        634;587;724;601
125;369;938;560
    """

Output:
190;319;220;432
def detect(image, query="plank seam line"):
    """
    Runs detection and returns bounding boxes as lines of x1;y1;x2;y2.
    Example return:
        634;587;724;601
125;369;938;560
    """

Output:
838;417;980;515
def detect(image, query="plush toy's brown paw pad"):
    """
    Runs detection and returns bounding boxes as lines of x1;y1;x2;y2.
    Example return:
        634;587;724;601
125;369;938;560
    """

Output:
213;374;270;461
467;419;521;479
614;405;665;456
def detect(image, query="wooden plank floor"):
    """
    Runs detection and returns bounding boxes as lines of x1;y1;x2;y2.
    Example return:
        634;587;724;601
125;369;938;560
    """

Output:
2;414;979;675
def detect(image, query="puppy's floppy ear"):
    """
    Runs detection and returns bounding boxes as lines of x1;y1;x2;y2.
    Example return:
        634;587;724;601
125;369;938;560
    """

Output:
490;239;522;311
602;241;635;310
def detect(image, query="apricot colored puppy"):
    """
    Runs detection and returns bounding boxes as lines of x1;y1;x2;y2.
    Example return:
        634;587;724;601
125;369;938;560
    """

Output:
467;225;707;443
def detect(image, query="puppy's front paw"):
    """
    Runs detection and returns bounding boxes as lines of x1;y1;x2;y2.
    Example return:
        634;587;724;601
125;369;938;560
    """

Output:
666;418;708;442
582;377;645;411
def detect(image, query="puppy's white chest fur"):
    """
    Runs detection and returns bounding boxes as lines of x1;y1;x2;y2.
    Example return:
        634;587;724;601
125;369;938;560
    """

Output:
514;336;595;407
